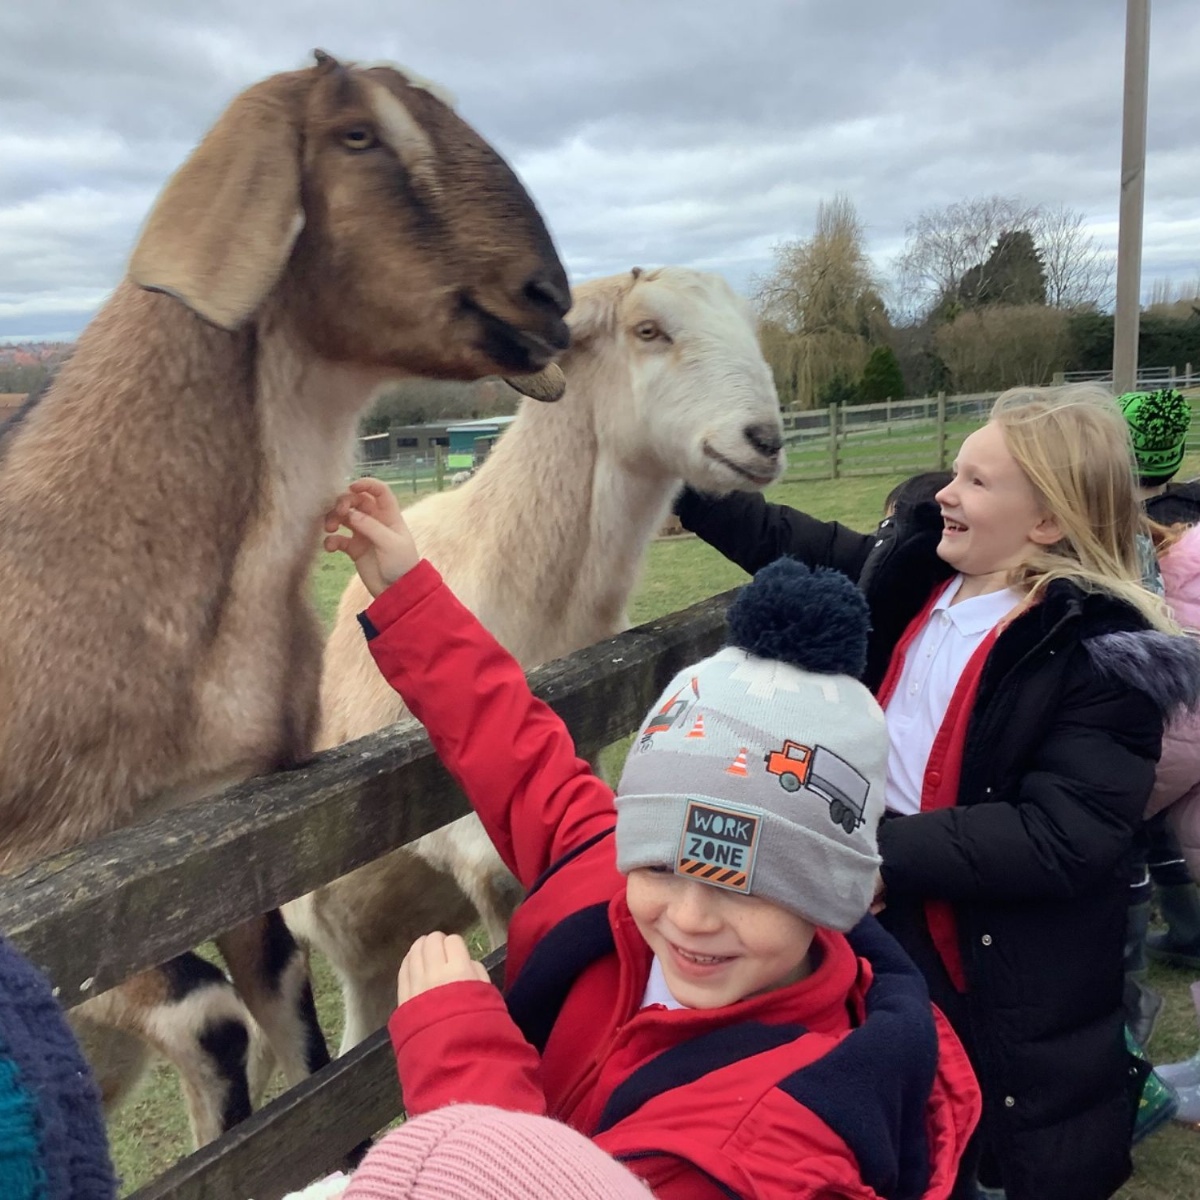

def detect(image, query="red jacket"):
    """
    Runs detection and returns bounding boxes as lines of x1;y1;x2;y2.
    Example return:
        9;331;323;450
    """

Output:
365;562;981;1200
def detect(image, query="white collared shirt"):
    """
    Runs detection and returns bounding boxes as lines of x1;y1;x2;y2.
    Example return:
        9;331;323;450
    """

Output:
884;575;1021;816
641;956;688;1010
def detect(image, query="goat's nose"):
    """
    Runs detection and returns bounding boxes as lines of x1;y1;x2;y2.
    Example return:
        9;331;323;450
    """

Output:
522;270;571;318
744;422;783;458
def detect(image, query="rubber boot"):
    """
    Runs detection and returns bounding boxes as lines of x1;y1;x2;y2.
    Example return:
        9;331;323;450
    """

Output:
1147;883;1200;970
1125;867;1164;1049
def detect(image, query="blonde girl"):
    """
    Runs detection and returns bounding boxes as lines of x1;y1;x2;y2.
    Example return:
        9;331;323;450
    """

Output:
678;385;1200;1200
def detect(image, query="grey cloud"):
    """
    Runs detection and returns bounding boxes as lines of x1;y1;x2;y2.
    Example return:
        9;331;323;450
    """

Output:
1;0;1196;338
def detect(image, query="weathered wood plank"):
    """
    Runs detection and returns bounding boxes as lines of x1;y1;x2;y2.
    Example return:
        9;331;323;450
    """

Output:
0;592;732;1006
129;950;508;1200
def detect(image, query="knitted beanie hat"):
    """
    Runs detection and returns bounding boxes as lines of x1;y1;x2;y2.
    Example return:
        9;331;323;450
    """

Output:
0;937;117;1200
1119;388;1192;481
342;1105;651;1198
615;557;887;931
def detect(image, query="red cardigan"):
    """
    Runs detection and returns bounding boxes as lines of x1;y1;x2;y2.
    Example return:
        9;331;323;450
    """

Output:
365;562;981;1199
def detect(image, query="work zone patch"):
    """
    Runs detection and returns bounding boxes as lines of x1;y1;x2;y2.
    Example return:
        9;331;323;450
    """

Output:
675;799;761;893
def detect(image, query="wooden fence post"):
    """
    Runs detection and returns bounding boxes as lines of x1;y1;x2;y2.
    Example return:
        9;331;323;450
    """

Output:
434;445;445;492
936;391;947;469
828;404;839;479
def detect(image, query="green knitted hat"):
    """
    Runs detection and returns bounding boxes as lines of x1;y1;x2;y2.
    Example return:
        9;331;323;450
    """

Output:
1119;389;1191;481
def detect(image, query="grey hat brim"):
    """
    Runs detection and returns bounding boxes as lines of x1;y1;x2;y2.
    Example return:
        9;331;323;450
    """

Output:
615;793;881;933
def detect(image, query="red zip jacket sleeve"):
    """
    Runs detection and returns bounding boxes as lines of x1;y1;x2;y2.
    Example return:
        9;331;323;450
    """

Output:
388;981;546;1117
362;560;618;890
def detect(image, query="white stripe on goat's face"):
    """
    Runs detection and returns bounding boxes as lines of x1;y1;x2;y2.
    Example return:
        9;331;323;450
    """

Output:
584;267;784;494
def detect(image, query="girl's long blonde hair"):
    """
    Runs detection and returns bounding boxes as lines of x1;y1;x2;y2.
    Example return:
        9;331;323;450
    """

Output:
991;384;1177;632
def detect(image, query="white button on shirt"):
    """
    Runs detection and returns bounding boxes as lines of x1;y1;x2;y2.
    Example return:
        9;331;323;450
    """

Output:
884;576;1022;816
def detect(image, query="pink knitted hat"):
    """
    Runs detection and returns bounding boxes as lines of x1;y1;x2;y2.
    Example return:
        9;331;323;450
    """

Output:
343;1105;651;1199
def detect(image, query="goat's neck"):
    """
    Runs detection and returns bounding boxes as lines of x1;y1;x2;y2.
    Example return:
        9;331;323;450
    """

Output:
252;308;389;529
456;393;676;664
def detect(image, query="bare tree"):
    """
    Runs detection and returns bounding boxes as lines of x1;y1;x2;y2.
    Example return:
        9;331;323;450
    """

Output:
1147;275;1200;315
1037;204;1114;309
933;305;1071;392
754;195;883;408
895;195;1116;316
893;195;1040;316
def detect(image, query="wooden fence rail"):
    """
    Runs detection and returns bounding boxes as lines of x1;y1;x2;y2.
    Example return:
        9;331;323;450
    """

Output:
779;388;1200;484
0;589;737;1200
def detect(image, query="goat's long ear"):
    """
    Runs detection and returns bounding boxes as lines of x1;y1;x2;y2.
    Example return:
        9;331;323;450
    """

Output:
129;80;305;331
563;278;625;348
503;363;566;403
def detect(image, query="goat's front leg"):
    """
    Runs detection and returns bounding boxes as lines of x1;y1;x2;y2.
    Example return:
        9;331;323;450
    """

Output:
216;910;330;1100
74;955;254;1146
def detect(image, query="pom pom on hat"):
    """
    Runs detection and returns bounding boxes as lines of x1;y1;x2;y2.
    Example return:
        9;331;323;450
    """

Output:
1119;389;1192;481
727;557;869;677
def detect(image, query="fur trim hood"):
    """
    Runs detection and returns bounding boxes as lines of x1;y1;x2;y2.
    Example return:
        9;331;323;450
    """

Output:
1085;627;1200;719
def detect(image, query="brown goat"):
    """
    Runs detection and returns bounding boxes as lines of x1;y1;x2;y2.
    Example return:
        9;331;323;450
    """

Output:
0;50;568;1149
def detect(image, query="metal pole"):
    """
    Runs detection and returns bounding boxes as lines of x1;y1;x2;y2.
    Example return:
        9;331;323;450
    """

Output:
1113;0;1151;393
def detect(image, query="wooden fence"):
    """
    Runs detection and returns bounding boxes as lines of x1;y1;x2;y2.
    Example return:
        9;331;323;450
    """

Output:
357;384;1200;492
779;393;993;481
0;591;736;1200
780;387;1200;483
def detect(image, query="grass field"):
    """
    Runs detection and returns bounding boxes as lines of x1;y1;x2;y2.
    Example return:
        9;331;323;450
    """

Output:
109;456;1200;1196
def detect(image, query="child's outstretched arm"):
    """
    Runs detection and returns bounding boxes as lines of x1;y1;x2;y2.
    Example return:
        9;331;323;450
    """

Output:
323;479;618;889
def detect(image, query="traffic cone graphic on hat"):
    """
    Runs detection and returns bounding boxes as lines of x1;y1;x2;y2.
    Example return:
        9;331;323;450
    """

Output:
726;747;749;776
686;713;706;739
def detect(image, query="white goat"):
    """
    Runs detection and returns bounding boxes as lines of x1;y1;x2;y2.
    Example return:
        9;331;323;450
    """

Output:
0;50;569;1147
287;266;784;1050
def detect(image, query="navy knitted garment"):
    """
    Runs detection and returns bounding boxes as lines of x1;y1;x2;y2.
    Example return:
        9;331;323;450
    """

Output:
0;937;116;1199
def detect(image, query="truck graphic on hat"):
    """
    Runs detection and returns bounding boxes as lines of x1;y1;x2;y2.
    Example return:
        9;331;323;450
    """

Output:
764;740;869;834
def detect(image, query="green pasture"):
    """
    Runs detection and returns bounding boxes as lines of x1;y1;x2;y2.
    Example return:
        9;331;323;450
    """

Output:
110;456;1200;1196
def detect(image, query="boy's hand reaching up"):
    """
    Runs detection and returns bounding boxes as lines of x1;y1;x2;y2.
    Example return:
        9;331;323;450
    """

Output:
397;932;492;1005
323;477;420;597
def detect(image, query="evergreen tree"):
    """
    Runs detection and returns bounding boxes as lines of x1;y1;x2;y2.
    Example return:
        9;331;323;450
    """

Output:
957;230;1047;308
816;374;860;407
859;345;906;403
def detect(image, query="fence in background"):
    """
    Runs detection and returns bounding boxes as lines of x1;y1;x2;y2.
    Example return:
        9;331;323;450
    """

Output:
779;382;1200;483
1059;364;1199;389
359;378;1200;491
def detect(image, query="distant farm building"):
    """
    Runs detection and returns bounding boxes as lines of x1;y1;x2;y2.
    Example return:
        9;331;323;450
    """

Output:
445;415;518;469
359;421;454;463
359;415;518;469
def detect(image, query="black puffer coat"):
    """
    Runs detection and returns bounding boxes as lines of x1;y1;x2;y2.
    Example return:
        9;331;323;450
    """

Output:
676;487;1200;1200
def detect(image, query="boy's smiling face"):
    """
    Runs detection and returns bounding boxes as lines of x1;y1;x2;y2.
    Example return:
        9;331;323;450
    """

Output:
625;867;817;1009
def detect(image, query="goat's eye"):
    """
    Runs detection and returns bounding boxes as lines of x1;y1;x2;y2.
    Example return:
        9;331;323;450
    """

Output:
341;128;379;151
633;321;665;342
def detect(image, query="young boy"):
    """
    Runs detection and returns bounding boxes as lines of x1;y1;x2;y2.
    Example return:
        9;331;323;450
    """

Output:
325;478;980;1200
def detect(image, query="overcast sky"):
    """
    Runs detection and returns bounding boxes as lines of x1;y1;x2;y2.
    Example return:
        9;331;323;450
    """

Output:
2;0;1197;342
